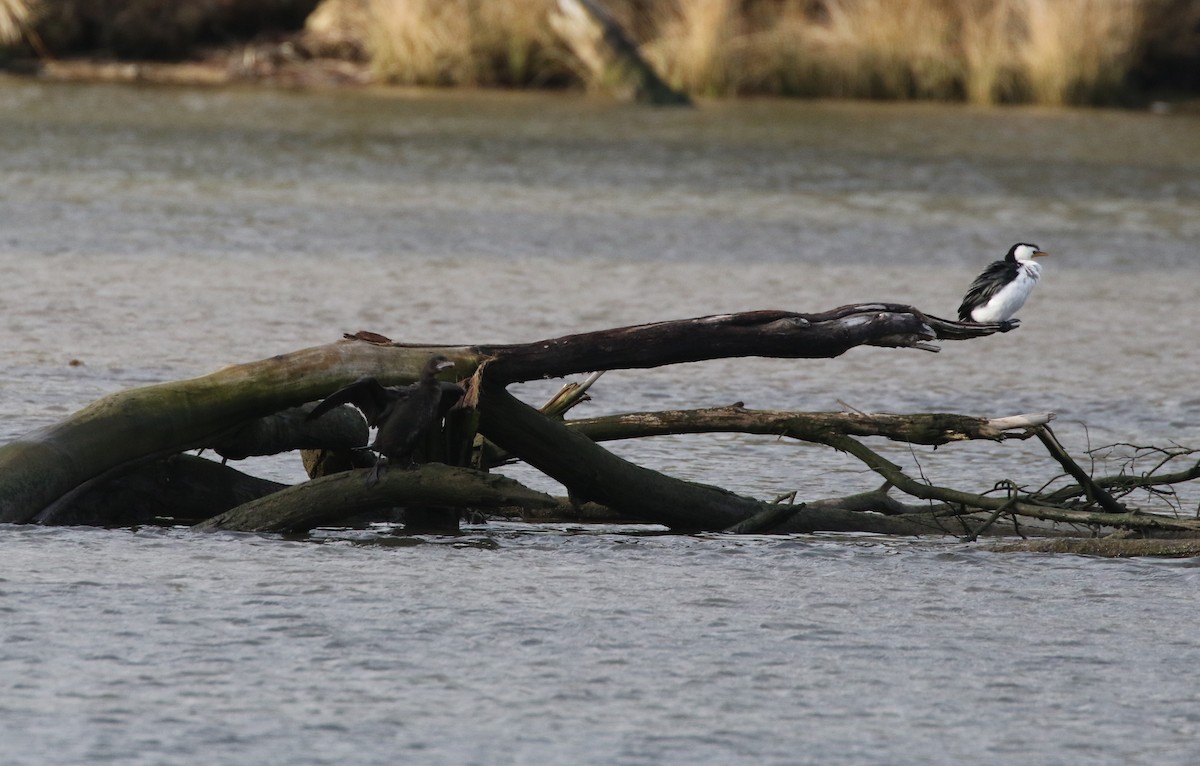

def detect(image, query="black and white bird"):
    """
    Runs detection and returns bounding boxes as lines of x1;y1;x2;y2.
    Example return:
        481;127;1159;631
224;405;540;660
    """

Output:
957;243;1050;326
308;354;462;486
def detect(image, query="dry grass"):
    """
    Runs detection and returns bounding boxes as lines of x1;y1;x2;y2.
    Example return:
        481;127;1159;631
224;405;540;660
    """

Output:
362;0;570;87
35;0;1165;105
365;0;472;85
644;0;742;96
1019;0;1144;105
792;0;964;99
0;0;33;47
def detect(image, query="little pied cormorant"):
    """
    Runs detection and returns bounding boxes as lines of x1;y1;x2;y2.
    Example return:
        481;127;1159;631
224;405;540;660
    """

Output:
957;243;1050;325
307;354;462;486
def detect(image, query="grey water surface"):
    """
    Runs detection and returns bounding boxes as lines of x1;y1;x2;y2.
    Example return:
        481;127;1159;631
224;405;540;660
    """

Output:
2;81;1200;764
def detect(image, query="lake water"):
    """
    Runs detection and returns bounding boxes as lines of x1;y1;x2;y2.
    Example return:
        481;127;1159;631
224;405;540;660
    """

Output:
2;80;1200;764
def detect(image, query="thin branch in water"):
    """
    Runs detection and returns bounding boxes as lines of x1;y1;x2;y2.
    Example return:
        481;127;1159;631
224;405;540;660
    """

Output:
962;494;1020;543
1035;425;1128;515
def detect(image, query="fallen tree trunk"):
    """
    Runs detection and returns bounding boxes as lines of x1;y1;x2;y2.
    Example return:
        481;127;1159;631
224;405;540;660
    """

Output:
0;343;472;524
194;463;557;534
210;402;367;461
476;305;1005;384
35;454;285;526
0;305;1002;525
477;380;767;531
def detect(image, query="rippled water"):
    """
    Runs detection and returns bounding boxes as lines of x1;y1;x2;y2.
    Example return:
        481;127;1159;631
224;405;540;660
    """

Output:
2;81;1200;764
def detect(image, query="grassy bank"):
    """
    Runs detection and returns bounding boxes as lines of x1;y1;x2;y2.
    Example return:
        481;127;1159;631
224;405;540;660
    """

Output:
5;0;1200;105
321;0;1200;105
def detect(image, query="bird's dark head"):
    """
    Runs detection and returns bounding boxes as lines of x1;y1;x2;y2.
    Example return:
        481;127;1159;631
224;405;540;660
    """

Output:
425;354;455;375
1006;243;1050;262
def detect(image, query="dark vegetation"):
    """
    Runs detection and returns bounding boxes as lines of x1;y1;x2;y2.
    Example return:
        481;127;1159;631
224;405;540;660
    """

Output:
2;0;1199;105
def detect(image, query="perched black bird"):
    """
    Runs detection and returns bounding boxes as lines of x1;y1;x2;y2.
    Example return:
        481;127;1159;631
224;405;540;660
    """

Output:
958;243;1050;326
308;354;461;485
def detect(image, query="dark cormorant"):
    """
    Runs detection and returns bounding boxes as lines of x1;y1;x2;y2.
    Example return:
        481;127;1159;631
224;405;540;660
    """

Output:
958;243;1049;325
308;354;461;485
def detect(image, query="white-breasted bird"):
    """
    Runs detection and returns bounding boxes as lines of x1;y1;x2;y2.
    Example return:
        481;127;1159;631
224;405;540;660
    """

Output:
957;242;1050;325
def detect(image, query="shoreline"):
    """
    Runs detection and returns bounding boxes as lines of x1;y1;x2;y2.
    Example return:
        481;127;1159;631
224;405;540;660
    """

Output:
1;35;373;89
4;42;1199;115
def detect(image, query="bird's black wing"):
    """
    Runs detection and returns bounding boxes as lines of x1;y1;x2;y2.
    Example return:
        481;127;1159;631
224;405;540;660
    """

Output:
307;377;408;426
958;259;1019;321
436;381;466;417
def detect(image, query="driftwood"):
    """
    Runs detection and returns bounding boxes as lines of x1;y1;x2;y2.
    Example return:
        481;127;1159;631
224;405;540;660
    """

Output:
0;303;1195;549
565;405;1051;446
194;463;557;534
210;402;368;461
35;454;284;527
991;538;1200;558
0;343;472;524
549;0;691;105
478;379;764;531
473;305;1004;384
0;304;996;526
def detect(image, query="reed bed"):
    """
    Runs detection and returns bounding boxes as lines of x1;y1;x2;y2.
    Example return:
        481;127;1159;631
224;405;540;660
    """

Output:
4;0;1193;103
0;0;33;47
357;0;1179;104
360;0;573;87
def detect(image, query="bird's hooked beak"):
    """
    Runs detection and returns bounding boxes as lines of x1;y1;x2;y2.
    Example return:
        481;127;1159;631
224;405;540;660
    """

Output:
435;359;456;372
1032;250;1050;258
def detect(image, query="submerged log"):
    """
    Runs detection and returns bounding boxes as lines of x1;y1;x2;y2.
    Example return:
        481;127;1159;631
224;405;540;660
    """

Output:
478;380;768;531
991;537;1200;557
35;454;285;527
194;463;556;534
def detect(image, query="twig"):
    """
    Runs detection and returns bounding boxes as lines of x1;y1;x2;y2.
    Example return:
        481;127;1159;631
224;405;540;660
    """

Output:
817;432;1200;534
961;480;1023;541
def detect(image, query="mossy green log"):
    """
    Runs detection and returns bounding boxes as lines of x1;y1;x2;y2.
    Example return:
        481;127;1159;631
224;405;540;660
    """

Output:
0;341;476;524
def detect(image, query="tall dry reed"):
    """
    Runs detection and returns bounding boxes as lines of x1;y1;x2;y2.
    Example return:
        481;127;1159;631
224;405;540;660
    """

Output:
1019;0;1144;105
644;0;742;96
364;0;569;87
0;0;33;46
342;0;1174;104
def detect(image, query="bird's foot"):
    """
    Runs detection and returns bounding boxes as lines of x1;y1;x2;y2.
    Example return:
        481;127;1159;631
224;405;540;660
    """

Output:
365;460;387;487
998;318;1021;332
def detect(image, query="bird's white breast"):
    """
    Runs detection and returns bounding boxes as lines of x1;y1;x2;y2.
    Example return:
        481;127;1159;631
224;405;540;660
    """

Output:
970;261;1041;323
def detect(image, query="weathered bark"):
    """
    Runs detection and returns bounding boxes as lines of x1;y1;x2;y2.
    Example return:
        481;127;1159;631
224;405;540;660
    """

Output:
193;462;557;534
723;503;807;534
0;305;1000;525
549;0;691;105
302;447;377;478
566;405;1051;446
1034;425;1127;514
211;402;367;460
1039;451;1200;505
818;431;1200;535
991;537;1200;557
35;454;285;526
478;380;769;531
0;343;473;524
476;305;1007;384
